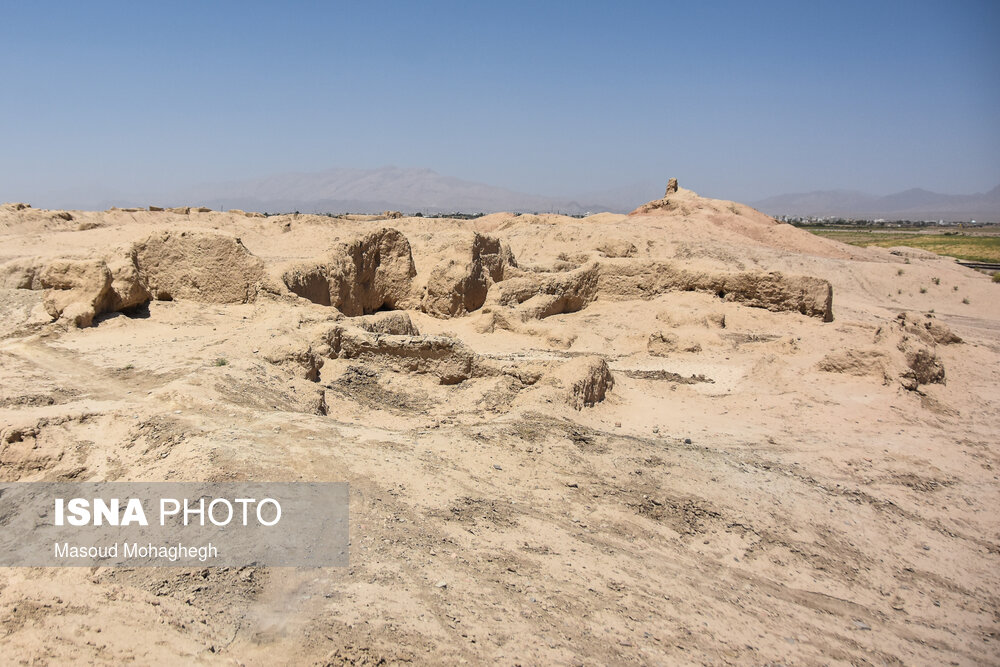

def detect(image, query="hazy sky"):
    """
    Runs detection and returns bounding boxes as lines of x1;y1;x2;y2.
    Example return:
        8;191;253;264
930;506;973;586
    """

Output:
1;0;998;206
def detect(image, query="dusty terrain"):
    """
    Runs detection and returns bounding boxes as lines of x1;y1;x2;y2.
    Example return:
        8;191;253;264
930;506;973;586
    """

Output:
1;184;998;665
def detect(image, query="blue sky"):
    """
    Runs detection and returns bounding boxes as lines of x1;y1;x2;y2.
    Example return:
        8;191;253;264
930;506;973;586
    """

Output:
1;0;997;206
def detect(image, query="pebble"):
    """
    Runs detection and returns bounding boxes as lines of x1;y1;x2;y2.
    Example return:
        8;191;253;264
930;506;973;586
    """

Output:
492;464;502;471
435;581;447;588
652;427;659;433
684;438;692;444
853;620;871;631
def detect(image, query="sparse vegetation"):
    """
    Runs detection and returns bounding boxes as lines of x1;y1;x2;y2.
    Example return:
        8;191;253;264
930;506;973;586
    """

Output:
807;228;1000;263
213;358;228;366
993;272;1000;283
897;268;905;275
932;277;940;285
962;297;970;304
919;287;927;293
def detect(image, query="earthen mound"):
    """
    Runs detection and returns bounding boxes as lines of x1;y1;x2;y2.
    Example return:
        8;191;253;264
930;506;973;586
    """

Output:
283;228;416;316
316;325;474;385
354;311;420;336
418;232;517;317
820;312;954;390
134;230;265;303
555;356;614;409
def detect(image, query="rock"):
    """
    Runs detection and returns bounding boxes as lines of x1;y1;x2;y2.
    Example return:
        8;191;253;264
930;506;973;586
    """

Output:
665;178;679;196
148;206;164;212
382;210;403;219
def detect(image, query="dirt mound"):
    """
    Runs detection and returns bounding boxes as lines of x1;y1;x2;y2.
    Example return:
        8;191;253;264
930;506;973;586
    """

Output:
260;334;325;381
354;311;419;336
816;348;893;382
4;230;267;326
317;325;475;385
656;306;725;329
819;312;956;389
418;232;516;317
2;196;999;666
134;230;265;304
38;259;119;327
282;227;416;315
895;311;962;345
595;239;638;258
555;356;614;409
598;261;834;321
486;262;599;321
483;258;832;323
647;331;704;356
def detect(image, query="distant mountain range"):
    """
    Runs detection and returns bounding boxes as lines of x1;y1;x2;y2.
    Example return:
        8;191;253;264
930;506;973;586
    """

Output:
55;167;1000;222
751;185;1000;222
100;166;650;216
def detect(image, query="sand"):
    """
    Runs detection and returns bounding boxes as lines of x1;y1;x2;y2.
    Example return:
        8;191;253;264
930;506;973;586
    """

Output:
0;189;998;665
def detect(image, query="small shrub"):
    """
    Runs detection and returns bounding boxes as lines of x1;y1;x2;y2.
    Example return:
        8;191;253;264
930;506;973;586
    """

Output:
932;277;940;285
213;358;228;367
897;268;905;275
919;287;927;293
954;285;959;291
993;272;1000;283
962;297;970;304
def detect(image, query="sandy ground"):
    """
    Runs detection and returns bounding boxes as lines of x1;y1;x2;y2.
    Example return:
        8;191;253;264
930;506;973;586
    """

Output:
0;189;998;665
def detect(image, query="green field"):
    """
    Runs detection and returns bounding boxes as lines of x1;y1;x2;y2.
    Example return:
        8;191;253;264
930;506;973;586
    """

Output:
805;229;1000;263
